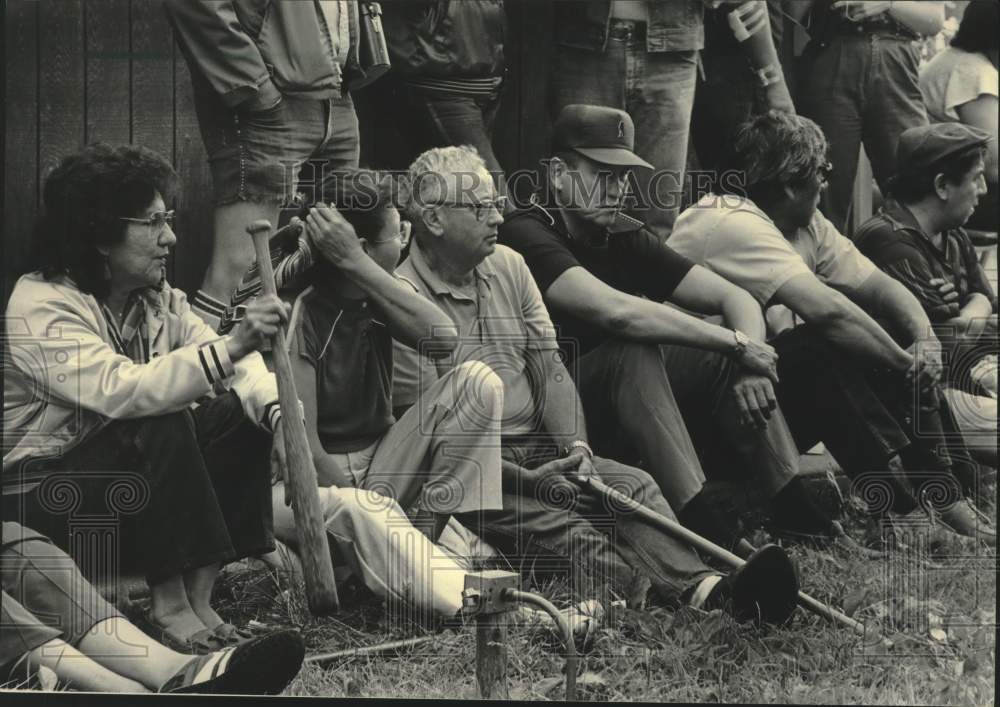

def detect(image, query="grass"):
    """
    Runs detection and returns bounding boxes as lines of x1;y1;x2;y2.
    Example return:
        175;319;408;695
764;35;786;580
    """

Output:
203;480;996;704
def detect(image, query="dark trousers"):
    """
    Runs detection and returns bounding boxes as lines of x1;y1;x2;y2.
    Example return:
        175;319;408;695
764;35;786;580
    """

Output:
797;35;928;234
771;326;975;514
468;437;714;606
2;392;274;586
573;340;799;510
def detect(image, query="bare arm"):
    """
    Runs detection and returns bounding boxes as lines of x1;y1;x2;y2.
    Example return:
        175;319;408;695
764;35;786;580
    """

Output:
957;96;1000;183
849;269;934;347
305;204;458;357
529;347;589;451
772;272;912;371
670;264;769;342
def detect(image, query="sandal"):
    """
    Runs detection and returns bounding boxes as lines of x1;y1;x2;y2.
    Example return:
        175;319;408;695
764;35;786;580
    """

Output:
212;622;256;645
159;629;305;695
141;612;227;655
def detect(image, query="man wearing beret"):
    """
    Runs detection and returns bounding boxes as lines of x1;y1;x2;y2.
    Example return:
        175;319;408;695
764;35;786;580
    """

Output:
856;123;997;467
500;104;840;550
668;110;995;547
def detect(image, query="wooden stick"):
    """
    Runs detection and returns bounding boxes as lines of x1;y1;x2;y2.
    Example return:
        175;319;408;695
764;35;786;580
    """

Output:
247;219;339;615
305;636;435;667
575;475;866;636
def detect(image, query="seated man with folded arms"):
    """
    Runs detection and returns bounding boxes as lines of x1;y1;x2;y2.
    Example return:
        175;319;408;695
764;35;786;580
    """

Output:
856;123;997;467
1;522;304;694
668;111;995;547
221;168;504;620
391;145;801;626
501;104;837;549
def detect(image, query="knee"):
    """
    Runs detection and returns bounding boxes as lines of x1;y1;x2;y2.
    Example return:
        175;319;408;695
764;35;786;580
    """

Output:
320;487;400;527
135;410;196;448
618;341;667;372
453;360;504;407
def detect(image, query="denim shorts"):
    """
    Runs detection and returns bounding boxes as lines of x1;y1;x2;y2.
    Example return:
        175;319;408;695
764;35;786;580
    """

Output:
191;83;360;207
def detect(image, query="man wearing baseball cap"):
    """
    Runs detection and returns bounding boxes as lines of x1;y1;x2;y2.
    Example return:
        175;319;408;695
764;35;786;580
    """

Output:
501;104;842;550
857;123;997;467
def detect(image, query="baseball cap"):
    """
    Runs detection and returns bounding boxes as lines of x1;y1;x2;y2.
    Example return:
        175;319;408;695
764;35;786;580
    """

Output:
896;123;992;175
552;104;654;169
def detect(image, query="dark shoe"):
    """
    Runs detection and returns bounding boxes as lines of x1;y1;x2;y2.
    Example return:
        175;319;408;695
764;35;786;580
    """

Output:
768;478;838;543
938;499;997;547
159;629;305;695
705;544;799;626
678;489;744;551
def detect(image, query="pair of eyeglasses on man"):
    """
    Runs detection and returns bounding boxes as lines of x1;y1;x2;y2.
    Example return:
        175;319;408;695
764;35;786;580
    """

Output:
120;210;176;236
427;196;508;222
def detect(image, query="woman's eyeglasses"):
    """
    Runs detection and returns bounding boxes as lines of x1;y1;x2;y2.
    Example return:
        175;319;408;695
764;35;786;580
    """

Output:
120;210;175;237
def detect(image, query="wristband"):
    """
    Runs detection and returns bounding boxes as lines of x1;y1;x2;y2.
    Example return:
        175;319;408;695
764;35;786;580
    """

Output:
564;440;594;460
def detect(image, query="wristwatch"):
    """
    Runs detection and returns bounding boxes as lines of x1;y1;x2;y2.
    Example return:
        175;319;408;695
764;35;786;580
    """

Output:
564;440;594;460
730;329;750;360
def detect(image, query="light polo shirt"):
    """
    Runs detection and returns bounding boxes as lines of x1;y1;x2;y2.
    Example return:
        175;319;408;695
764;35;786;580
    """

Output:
669;194;877;338
393;240;559;436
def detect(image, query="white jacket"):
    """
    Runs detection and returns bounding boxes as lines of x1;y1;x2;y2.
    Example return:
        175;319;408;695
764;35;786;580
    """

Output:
3;273;280;482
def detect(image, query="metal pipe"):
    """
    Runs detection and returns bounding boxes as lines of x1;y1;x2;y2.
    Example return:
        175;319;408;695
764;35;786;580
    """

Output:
504;588;577;701
304;636;436;668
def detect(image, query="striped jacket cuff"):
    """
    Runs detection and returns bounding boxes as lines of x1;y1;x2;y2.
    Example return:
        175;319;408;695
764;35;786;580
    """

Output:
261;400;305;433
196;339;236;387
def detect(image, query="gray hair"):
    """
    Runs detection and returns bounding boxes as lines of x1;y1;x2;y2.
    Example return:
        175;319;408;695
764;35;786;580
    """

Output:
403;145;490;224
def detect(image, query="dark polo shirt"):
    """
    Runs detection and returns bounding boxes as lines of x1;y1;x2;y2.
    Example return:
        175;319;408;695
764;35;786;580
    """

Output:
856;199;998;323
288;268;394;454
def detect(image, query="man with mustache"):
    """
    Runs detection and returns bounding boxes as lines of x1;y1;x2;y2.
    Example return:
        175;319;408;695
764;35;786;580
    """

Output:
499;105;839;549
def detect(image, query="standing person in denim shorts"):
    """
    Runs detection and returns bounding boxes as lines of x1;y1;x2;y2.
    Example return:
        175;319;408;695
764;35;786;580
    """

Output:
165;1;375;329
792;0;945;235
551;1;775;241
378;1;510;204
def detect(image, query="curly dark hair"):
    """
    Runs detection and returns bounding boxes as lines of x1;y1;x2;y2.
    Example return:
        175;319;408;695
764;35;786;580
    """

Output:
33;143;179;298
951;1;999;57
725;111;829;207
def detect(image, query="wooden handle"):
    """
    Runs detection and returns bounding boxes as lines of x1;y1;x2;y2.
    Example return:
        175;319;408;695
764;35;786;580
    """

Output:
577;475;867;636
247;219;339;615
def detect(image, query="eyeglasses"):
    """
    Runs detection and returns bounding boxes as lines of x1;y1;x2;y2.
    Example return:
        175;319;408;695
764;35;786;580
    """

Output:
427;196;507;222
120;210;175;237
368;220;412;248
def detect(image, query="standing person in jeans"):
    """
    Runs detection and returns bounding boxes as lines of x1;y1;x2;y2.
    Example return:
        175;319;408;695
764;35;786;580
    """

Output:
165;1;374;329
552;0;764;240
391;145;801;626
669;111;995;548
378;1;509;203
792;0;945;235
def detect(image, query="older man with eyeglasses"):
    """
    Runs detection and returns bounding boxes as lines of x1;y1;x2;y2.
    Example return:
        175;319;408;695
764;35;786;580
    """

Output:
390;145;802;626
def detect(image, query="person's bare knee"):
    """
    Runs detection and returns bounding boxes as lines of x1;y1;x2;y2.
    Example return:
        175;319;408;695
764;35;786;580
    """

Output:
201;200;281;299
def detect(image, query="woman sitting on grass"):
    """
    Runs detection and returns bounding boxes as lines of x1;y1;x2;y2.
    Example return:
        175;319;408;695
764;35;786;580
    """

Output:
3;144;292;654
1;521;303;694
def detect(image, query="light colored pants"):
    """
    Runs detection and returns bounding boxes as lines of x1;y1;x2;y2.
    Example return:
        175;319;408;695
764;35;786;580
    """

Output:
270;485;496;617
337;360;505;515
943;387;998;465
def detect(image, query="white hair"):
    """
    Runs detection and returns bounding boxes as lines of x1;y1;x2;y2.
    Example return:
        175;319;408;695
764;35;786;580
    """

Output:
403;145;490;224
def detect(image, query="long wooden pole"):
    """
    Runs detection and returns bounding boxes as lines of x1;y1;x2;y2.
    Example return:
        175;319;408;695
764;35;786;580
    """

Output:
247;219;339;615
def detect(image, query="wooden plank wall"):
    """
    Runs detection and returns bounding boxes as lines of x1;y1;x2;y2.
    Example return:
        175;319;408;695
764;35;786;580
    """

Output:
3;0;556;302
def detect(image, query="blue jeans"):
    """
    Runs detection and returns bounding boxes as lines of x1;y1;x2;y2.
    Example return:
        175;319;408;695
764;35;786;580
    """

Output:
551;20;698;240
797;34;928;234
192;73;360;206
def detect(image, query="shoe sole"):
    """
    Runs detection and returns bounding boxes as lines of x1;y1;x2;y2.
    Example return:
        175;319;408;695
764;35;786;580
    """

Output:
730;544;800;626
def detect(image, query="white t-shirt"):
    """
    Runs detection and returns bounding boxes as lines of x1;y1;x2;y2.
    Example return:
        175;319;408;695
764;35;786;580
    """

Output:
920;47;999;123
669;194;877;338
